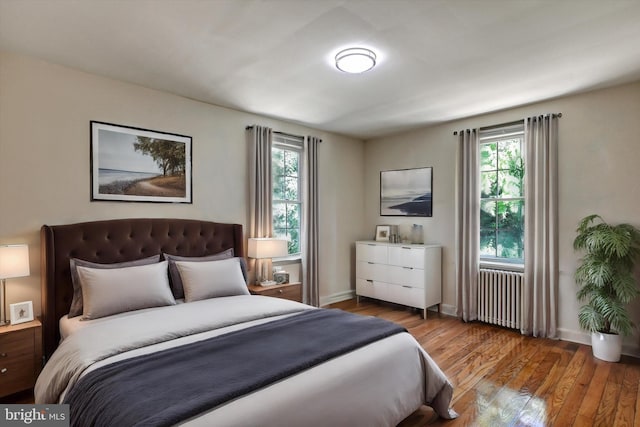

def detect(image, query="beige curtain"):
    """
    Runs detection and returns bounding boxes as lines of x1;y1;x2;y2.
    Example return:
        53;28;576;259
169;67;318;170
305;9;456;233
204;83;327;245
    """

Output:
247;125;273;282
303;136;321;306
522;114;559;338
455;129;480;321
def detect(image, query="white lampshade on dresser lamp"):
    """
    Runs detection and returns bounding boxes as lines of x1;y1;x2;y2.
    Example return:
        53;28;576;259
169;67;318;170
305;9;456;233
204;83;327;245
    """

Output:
0;244;30;326
247;238;288;286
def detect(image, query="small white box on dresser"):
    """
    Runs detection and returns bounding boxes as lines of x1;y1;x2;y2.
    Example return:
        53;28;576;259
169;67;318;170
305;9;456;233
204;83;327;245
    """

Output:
355;241;442;318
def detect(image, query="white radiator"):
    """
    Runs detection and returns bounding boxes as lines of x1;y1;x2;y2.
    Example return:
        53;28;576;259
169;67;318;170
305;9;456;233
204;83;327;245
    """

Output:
478;269;523;329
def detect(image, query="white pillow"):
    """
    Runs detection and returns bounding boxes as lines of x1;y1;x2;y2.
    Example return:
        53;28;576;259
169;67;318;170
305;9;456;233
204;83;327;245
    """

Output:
175;258;249;302
77;260;175;320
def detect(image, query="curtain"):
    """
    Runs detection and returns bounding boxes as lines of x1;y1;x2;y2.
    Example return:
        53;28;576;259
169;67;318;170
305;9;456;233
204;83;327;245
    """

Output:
522;114;559;338
247;125;273;282
302;136;321;306
455;129;480;322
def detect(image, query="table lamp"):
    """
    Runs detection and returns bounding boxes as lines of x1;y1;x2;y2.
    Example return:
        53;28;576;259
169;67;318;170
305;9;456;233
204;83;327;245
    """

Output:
247;238;288;286
0;244;30;326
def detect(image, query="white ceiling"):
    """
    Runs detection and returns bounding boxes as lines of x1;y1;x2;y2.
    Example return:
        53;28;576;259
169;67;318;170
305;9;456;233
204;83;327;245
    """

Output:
2;0;640;139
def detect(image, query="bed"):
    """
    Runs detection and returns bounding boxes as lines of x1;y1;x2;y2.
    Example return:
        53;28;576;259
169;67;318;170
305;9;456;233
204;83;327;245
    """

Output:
36;218;456;426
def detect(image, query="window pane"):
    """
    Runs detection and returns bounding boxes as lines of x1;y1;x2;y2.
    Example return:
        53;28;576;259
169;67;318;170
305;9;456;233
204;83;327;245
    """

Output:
284;151;299;177
496;200;524;259
286;203;300;229
480;143;497;171
284;177;298;201
480;229;496;258
272;175;285;200
480;200;497;257
273;203;287;229
497;138;522;170
498;170;523;198
272;148;284;174
287;228;300;254
481;171;498;198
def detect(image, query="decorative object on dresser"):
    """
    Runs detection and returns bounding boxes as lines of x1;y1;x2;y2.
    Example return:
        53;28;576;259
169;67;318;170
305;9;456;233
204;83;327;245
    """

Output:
9;301;34;325
90;121;192;204
247;237;288;286
355;241;441;318
272;271;289;284
0;244;30;326
380;167;433;217
0;319;43;398
248;282;302;303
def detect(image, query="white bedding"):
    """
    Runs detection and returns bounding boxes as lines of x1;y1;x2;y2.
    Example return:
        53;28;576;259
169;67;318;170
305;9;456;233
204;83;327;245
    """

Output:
38;296;456;426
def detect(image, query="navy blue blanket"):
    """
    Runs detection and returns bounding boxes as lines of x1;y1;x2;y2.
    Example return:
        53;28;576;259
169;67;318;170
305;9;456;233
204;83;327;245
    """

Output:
64;308;406;427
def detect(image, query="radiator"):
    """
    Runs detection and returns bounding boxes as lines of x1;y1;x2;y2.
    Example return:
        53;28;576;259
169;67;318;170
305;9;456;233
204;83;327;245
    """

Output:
478;269;523;329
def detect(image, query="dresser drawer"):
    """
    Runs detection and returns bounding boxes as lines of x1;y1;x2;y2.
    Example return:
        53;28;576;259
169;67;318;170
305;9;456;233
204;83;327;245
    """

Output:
388;245;425;268
0;328;37;398
386;265;425;288
250;283;302;302
356;261;390;282
356;279;389;301
356;243;388;264
385;284;425;310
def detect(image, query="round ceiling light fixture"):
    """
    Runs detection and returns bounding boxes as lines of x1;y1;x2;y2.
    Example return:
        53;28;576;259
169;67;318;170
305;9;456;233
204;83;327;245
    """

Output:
335;47;377;74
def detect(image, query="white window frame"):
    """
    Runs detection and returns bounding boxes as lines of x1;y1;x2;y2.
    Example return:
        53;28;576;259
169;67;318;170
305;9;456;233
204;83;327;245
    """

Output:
479;123;525;268
272;133;304;259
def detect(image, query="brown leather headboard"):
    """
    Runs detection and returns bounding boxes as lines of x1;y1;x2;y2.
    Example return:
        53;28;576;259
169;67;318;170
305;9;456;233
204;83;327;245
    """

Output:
40;218;244;361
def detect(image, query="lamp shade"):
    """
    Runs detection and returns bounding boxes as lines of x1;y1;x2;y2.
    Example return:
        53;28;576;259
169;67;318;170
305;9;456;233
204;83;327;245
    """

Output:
0;244;30;279
247;238;288;259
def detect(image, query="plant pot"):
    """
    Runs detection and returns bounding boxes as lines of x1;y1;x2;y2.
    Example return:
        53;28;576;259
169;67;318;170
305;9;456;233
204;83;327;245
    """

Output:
591;331;622;362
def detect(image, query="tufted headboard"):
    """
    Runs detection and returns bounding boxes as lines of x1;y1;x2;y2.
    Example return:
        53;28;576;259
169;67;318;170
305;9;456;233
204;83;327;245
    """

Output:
40;218;244;361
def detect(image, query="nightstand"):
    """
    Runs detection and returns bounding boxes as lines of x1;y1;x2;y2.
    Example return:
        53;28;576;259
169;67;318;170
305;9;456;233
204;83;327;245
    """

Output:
248;282;302;302
0;319;42;399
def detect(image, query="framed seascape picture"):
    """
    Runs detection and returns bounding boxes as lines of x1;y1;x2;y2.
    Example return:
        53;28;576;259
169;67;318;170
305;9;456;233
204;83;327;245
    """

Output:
380;167;432;217
90;121;192;203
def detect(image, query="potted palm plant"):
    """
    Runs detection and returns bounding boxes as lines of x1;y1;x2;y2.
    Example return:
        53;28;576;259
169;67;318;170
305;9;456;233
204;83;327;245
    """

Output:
573;214;640;362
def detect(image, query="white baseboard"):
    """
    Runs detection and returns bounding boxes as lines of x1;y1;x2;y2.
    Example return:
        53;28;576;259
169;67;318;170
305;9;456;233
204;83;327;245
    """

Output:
320;290;355;307
558;327;640;358
439;303;456;317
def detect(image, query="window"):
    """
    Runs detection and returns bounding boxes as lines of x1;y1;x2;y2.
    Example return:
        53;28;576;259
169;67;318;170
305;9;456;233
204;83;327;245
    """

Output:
272;134;304;256
479;123;525;264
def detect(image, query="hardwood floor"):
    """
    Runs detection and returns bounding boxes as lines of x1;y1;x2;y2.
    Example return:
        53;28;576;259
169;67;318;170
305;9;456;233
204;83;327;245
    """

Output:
330;298;640;427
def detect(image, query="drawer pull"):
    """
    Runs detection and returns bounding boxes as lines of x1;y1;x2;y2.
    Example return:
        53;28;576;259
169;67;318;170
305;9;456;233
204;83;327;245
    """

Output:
402;285;412;289
0;353;6;358
368;262;374;265
278;289;283;294
366;280;373;283
403;267;413;270
402;246;411;250
367;244;376;246
1;368;7;374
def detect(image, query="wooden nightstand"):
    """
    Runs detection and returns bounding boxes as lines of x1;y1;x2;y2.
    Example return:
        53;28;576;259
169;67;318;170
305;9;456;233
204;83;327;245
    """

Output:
0;319;42;399
248;282;302;303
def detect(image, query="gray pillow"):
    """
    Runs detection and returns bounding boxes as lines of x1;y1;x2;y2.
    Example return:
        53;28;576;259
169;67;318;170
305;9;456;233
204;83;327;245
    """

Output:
77;261;175;320
68;255;161;318
174;258;250;302
163;249;247;299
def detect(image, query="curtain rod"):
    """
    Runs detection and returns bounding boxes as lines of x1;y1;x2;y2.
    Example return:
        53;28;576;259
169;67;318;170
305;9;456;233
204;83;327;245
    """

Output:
452;113;562;135
245;125;321;142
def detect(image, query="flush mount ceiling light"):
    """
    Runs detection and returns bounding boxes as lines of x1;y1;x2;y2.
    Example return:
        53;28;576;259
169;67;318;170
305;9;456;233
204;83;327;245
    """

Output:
335;47;377;74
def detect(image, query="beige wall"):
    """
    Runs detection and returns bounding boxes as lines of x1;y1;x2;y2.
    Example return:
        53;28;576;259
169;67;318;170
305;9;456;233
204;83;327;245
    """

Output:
364;81;640;355
0;51;366;314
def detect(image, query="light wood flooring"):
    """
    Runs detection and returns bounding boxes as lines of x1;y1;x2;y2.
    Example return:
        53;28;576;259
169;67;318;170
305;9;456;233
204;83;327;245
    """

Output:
330;298;640;427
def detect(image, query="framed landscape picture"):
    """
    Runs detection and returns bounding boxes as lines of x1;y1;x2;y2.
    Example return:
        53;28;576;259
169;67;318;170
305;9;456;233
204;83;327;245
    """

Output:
380;167;432;217
90;121;192;203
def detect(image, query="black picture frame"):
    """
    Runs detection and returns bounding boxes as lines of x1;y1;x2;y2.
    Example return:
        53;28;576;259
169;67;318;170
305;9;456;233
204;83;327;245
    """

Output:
90;121;192;203
380;167;432;217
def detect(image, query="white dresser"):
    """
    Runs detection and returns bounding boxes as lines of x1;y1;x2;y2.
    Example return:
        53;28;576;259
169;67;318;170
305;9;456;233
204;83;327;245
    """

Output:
355;241;442;318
